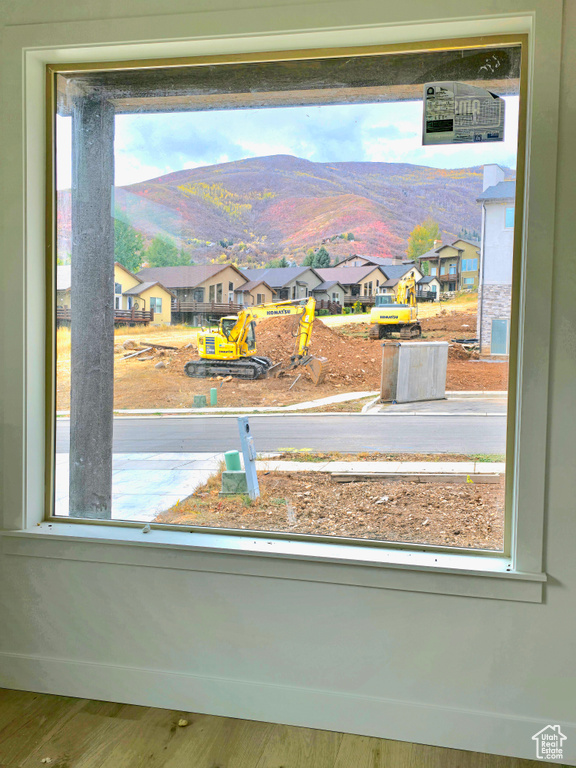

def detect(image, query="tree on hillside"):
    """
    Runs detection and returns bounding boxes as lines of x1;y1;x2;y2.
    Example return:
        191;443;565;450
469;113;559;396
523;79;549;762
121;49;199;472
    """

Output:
268;256;289;268
114;218;144;273
145;235;190;267
302;249;315;266
406;218;440;262
312;246;331;268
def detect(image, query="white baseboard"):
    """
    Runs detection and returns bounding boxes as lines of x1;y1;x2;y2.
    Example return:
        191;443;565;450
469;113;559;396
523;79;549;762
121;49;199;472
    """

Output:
0;651;574;765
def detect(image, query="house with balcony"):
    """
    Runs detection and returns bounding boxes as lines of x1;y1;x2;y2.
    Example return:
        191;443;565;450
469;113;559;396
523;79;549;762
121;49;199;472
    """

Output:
417;238;480;292
136;263;249;323
315;265;388;305
57;263;175;325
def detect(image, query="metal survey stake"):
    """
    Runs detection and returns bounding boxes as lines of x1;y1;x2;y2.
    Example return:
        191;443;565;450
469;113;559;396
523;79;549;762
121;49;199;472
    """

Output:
237;417;260;500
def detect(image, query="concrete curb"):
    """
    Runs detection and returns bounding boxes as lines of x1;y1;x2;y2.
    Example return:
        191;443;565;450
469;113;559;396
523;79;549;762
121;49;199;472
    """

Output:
56;391;505;417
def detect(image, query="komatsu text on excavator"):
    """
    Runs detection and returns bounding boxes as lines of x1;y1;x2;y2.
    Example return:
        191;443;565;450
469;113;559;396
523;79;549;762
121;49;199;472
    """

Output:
369;275;422;340
184;297;327;384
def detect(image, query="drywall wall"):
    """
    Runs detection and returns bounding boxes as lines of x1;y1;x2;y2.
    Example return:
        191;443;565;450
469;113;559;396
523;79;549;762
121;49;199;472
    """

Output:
0;0;574;763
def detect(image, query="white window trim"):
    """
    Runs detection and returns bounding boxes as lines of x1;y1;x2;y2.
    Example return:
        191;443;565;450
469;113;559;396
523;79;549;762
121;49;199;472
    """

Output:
0;10;561;604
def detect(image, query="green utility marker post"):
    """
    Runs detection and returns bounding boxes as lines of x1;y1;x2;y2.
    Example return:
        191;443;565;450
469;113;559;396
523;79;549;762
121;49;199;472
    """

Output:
224;450;242;471
193;394;207;408
210;387;218;406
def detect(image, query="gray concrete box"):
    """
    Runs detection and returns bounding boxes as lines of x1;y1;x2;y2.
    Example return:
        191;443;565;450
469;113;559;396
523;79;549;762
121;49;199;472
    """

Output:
380;342;449;403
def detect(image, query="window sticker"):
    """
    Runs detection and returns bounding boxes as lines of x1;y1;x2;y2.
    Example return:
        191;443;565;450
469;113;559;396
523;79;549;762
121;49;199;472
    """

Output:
423;82;505;145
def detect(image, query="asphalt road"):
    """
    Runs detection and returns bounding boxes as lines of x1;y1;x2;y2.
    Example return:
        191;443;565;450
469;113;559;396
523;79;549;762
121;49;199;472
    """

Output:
56;414;507;454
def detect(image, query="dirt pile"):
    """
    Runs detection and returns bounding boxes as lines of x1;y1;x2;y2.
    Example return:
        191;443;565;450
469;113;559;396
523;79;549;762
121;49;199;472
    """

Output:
255;315;382;386
420;311;477;334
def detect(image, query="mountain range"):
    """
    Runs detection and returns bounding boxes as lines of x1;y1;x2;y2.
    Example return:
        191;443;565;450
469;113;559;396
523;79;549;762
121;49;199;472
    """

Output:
57;155;510;264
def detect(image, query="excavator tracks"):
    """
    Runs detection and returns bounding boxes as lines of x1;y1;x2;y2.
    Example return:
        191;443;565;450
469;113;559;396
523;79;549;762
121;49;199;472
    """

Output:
369;323;422;340
184;356;273;380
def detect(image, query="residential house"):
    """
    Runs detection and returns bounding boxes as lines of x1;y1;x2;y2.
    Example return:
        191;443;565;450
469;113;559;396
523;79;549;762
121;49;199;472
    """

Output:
417;275;441;300
136;263;249;323
452;238;481;288
241;266;323;301
315;265;388;302
476;164;516;356
57;263;174;325
373;263;429;300
234;278;275;306
114;263;175;325
311;280;347;306
418;238;480;291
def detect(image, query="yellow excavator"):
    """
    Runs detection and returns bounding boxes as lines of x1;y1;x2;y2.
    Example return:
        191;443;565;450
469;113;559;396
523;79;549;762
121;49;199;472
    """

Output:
184;297;327;384
369;275;422;339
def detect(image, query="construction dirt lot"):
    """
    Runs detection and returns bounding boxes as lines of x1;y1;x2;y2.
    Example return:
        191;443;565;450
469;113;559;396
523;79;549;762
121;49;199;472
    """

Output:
56;298;508;411
155;470;505;551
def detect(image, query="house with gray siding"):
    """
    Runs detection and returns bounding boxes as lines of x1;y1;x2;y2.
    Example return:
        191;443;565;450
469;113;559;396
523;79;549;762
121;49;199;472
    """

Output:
241;266;323;300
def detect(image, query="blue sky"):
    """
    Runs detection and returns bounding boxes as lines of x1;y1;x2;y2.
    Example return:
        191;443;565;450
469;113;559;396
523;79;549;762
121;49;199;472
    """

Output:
56;97;518;189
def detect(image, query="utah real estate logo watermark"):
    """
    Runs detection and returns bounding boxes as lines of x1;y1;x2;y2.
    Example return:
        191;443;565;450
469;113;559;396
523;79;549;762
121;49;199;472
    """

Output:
532;725;567;760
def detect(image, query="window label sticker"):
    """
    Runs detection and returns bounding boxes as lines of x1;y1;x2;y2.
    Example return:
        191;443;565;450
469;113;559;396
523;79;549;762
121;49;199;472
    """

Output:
423;82;505;145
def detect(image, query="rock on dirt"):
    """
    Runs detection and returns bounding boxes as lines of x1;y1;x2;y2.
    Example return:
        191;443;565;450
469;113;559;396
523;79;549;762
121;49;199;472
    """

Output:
122;339;138;350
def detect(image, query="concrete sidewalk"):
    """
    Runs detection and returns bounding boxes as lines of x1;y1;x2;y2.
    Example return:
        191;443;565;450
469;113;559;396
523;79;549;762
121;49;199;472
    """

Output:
55;452;505;524
55;452;225;522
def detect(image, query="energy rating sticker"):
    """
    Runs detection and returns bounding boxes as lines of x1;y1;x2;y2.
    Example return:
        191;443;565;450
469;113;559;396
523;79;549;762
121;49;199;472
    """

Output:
423;82;505;145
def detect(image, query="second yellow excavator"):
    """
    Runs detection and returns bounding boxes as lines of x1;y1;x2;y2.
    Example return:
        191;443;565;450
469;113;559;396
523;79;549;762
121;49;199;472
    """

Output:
184;297;327;384
369;275;422;339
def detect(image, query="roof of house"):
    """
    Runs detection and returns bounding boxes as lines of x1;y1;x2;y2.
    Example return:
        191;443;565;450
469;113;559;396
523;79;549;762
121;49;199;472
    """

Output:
312;280;346;292
316;266;385;284
417;243;462;260
136;264;244;288
57;265;71;291
241;266;316;287
418;275;438;284
381;263;420;280
338;254;399;267
123;281;176;298
381;278;399;287
477;180;516;202
452;238;480;249
235;279;273;292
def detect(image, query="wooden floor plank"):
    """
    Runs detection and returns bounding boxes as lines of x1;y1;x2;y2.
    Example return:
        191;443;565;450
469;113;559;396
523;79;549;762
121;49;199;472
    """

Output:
254;723;343;768
101;711;275;768
334;733;566;768
0;692;85;766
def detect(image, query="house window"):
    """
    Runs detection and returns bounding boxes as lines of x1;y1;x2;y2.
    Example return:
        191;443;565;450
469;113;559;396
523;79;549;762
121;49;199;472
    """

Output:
114;282;122;294
463;277;475;285
150;297;162;314
462;258;478;272
114;296;121;310
127;296;134;309
440;264;446;275
505;206;515;228
228;281;234;291
332;292;339;302
48;38;527;569
431;267;437;276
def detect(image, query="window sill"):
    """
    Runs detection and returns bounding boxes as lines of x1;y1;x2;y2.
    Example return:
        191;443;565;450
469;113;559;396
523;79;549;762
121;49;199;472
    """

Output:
0;524;545;602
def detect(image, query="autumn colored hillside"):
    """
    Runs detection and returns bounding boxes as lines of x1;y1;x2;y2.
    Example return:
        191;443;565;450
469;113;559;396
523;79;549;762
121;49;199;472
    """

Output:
57;155;507;263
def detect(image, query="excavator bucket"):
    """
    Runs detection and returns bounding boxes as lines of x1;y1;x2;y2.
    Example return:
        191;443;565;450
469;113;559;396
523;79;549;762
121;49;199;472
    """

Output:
303;355;328;386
